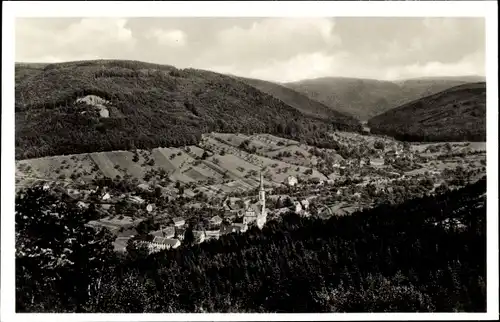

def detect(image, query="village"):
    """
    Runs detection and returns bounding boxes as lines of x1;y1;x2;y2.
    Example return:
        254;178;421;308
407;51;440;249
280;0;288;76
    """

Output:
23;133;484;255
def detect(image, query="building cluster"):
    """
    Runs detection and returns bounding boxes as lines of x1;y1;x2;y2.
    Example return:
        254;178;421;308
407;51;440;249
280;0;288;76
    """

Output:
142;172;269;254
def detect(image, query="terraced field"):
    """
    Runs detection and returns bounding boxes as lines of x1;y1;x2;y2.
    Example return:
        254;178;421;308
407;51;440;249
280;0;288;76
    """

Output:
16;131;485;201
15;133;340;195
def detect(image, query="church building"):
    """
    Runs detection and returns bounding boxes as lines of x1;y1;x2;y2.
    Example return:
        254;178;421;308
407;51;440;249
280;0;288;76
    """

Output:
243;172;268;229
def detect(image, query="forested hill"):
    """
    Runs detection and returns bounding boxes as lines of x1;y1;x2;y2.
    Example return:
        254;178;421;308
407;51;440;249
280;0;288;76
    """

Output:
16;177;486;313
368;82;486;142
236;76;353;121
285;76;485;121
14;60;361;160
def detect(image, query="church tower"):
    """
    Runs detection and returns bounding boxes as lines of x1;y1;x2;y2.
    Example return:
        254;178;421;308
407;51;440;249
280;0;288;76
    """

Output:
259;171;265;207
256;171;267;229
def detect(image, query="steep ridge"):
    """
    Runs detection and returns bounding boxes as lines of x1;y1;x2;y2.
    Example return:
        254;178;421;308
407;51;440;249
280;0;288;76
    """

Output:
15;60;361;160
367;82;486;142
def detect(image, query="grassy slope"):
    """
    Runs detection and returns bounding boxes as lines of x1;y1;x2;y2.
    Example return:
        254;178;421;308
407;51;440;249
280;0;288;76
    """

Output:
285;76;485;121
367;82;486;142
15;60;361;160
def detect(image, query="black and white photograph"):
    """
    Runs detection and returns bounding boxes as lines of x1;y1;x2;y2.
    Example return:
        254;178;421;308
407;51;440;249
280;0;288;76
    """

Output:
1;1;498;320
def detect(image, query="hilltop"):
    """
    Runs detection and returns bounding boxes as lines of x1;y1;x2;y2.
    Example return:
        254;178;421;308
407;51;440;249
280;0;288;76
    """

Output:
15;60;361;160
367;82;486;142
285;76;485;121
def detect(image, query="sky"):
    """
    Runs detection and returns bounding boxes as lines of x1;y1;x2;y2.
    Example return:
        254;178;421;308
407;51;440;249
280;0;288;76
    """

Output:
15;17;485;83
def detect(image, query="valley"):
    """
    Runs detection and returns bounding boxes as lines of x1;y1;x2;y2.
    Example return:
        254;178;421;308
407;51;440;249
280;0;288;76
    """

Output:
15;130;486;252
14;60;487;256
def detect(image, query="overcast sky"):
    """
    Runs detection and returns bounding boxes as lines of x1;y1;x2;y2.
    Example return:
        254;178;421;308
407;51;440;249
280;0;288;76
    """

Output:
15;17;485;82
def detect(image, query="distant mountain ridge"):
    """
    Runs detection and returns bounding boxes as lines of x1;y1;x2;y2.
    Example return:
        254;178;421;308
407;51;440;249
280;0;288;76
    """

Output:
235;76;353;122
285;75;486;121
367;82;486;142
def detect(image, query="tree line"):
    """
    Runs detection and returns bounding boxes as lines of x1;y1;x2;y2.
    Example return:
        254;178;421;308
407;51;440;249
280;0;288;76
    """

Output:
15;176;486;313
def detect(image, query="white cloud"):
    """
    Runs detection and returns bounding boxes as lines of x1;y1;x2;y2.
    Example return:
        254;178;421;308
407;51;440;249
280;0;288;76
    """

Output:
146;28;187;48
208;51;349;83
197;18;340;67
391;51;485;79
217;17;339;47
15;18;485;81
16;18;136;62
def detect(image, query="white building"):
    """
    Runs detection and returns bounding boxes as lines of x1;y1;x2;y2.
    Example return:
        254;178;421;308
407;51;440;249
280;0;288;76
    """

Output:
102;192;111;201
77;201;89;209
205;230;220;240
293;201;303;213
147;237;181;253
300;199;310;210
192;231;206;244
173;217;186;228
137;183;151;191
232;223;248;233
287;176;298;187
209;215;223;226
129;195;145;204
99;108;110;118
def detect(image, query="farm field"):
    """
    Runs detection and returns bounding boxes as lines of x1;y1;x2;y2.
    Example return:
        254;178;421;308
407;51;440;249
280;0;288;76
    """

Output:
16;133;340;195
15;132;486;205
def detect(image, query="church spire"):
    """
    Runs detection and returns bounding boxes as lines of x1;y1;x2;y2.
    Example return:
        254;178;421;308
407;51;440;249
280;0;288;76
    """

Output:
259;170;265;204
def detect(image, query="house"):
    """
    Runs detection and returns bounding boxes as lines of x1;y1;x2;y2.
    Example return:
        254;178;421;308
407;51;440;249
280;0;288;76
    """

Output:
42;183;51;190
147;237;181;253
101;192;111;201
274;207;291;216
101;204;112;210
151;226;175;239
99;108;110;118
192;231;206;244
137;183;151;191
173;217;186;228
326;179;335;185
293;201;303;213
223;197;247;214
129;195;145;204
370;158;384;167
209;215;223;226
205;230;220;240
300;199;310;210
77;201;89;209
232;223;248;233
286;176;298;187
146;204;154;212
243;203;259;225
